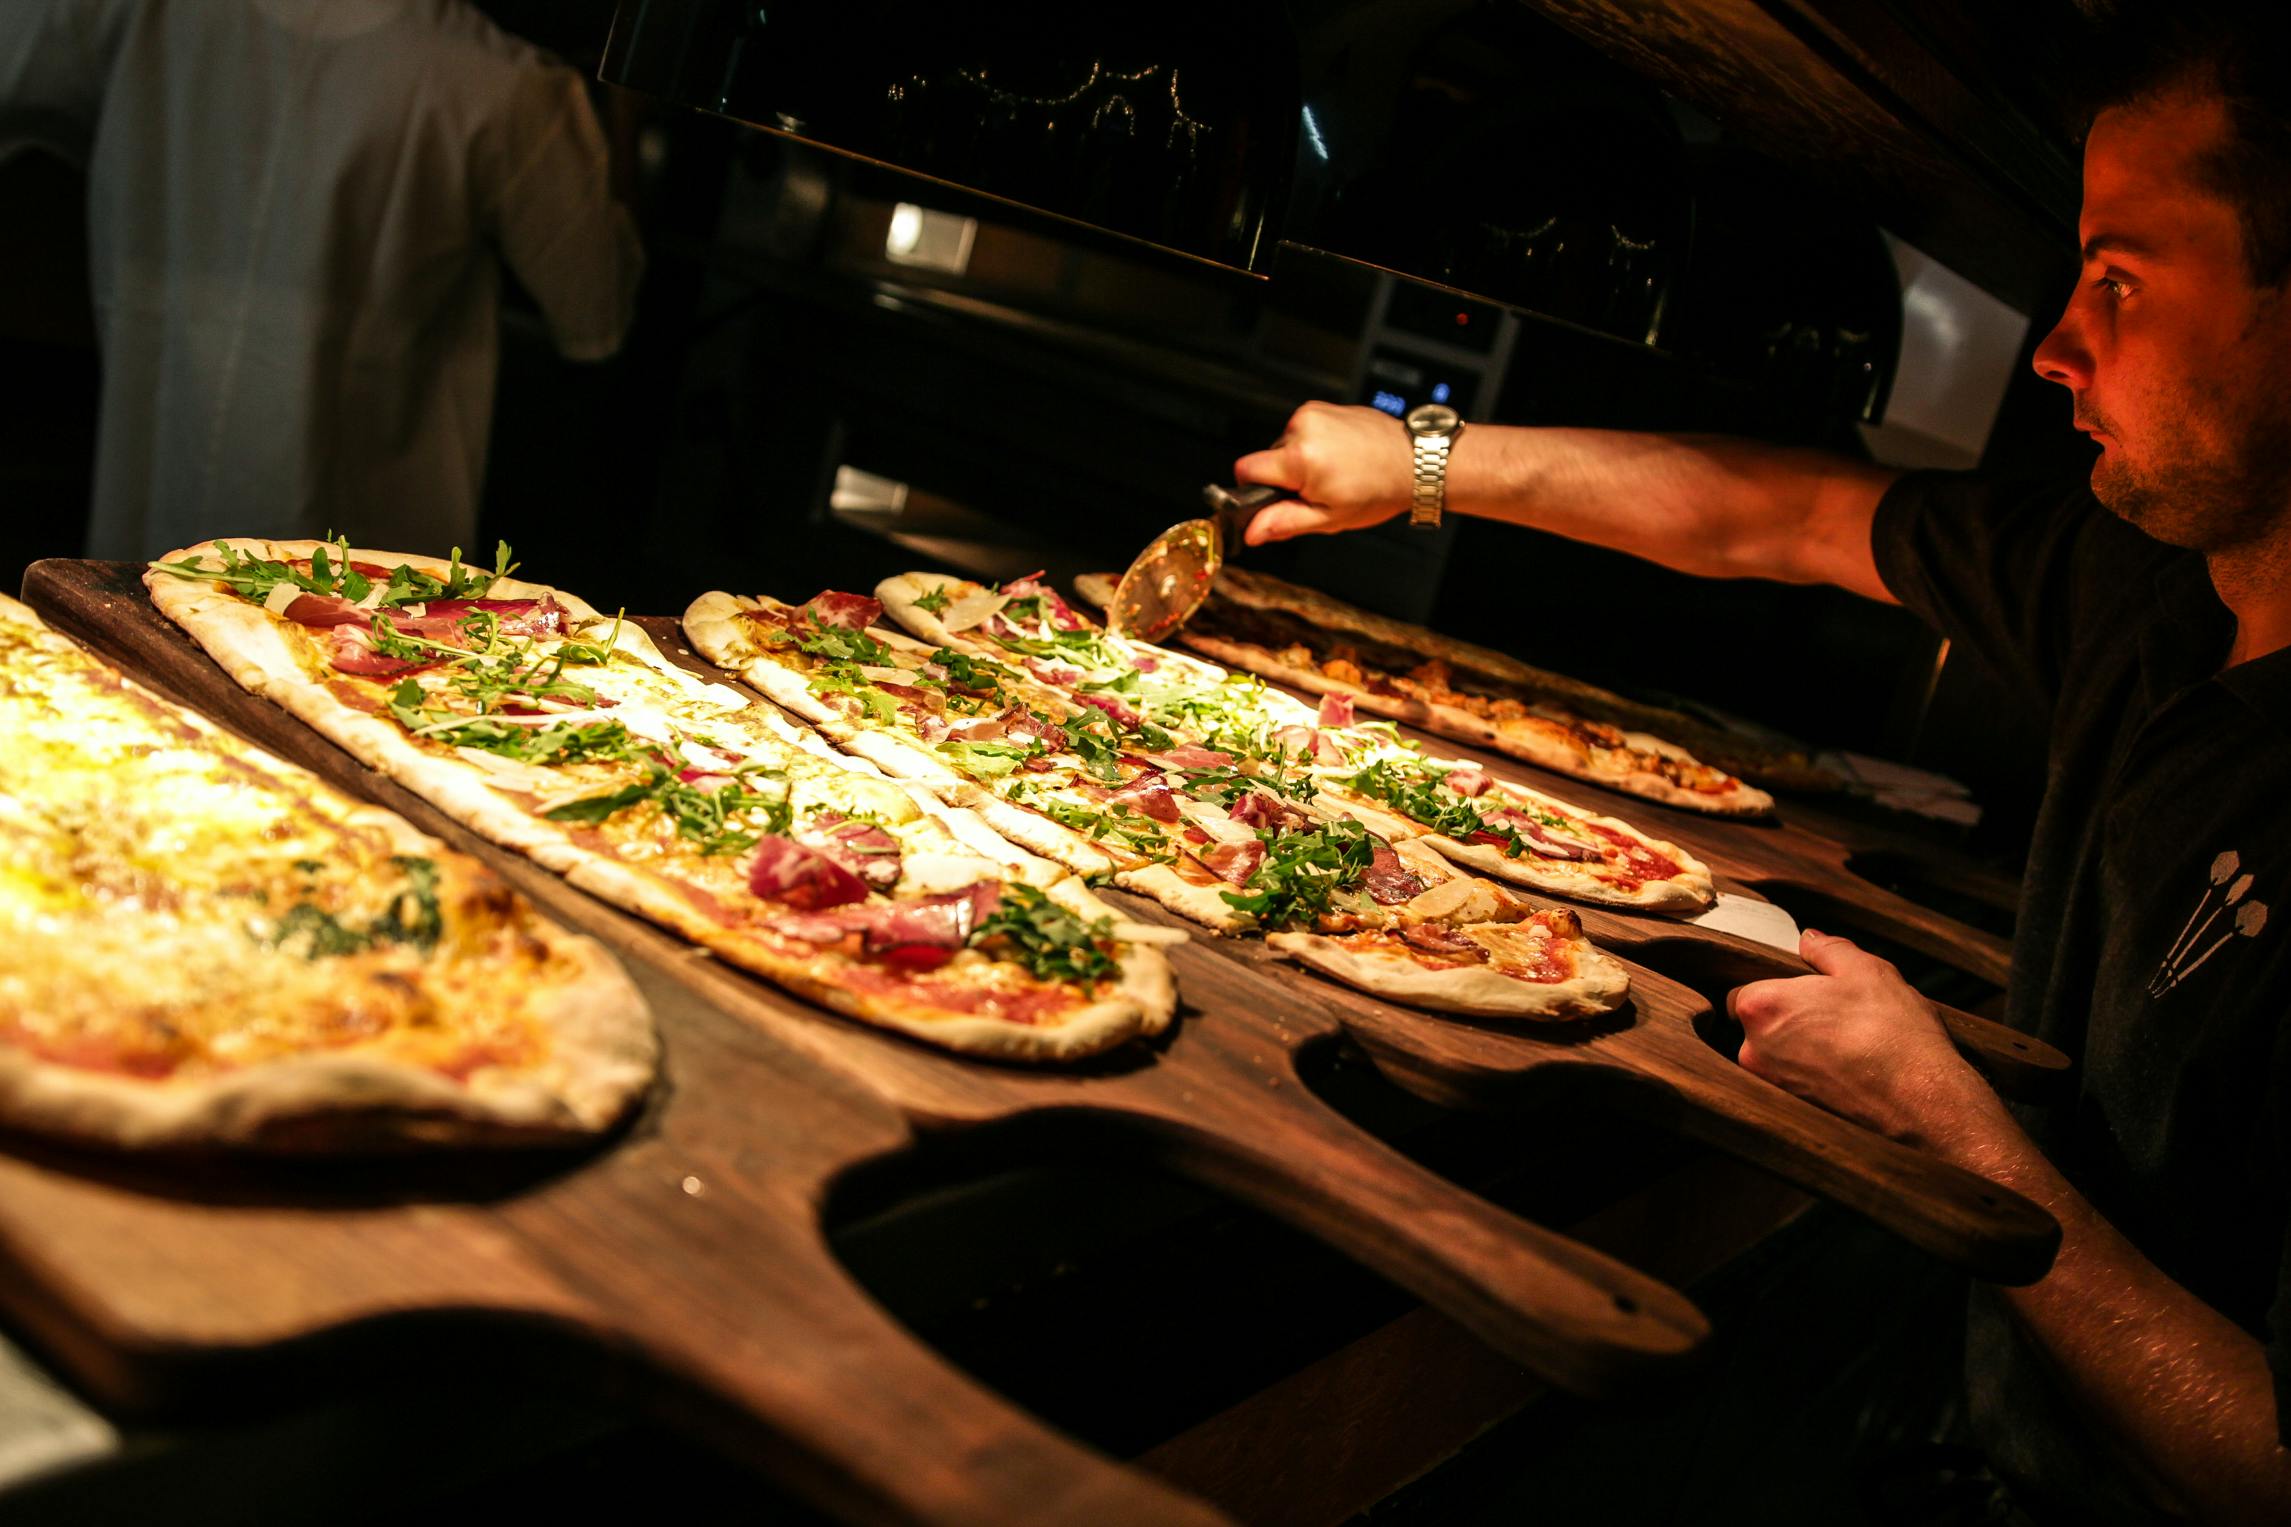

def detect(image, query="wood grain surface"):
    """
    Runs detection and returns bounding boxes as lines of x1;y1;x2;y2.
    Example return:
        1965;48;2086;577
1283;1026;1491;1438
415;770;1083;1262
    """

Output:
6;560;1752;1523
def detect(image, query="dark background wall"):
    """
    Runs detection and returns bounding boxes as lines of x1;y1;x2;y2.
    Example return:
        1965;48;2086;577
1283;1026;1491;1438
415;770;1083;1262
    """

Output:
0;0;2093;866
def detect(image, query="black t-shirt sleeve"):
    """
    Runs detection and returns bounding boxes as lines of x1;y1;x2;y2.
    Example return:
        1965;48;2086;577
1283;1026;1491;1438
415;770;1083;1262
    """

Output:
1870;471;2140;721
2272;1222;2291;1446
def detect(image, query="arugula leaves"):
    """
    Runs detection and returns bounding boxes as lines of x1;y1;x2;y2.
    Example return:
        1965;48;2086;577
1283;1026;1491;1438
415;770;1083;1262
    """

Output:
1058;711;1126;783
970;883;1117;983
1342;759;1571;857
552;611;625;666
1006;782;1173;859
985;624;1116;668
808;665;903;725
151;537;514;610
545;766;793;855
265;856;443;959
787;613;893;666
926;647;1017;697
1219;820;1376;928
389;682;642;767
935;738;1038;779
914;584;954;615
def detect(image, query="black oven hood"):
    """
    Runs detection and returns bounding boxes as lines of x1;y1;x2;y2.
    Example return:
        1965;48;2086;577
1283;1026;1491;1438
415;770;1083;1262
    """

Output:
602;0;1303;273
602;0;2080;321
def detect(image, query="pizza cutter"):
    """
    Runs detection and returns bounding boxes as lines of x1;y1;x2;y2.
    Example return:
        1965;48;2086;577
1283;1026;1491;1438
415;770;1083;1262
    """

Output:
1105;482;1284;641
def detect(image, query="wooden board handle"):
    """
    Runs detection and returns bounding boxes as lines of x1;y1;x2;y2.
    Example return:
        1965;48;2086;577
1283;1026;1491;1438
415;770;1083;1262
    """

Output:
1590;919;2069;1105
564;1178;1233;1527
1929;1000;2071;1102
1115;1088;1708;1398
1596;1018;2059;1284
1731;873;2014;990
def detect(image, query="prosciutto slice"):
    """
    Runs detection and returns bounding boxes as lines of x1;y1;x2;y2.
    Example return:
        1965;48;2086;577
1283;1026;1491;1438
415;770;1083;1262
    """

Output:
1401;923;1480;955
764;882;1003;965
1271;724;1342;765
749;835;871;911
1228;790;1313;833
399;597;565;639
1199;839;1265;886
1107;771;1182;824
803;813;905;891
798;591;884;630
1072;690;1142;729
999;707;1070;749
1316;692;1356;727
1444;767;1492;798
1362;837;1430;905
281;592;372;628
325;626;436;678
1002;575;1086;630
1478;806;1603;861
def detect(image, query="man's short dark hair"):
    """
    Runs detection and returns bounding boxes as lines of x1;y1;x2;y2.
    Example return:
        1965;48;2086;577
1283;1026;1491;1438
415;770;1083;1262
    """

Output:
2078;5;2291;287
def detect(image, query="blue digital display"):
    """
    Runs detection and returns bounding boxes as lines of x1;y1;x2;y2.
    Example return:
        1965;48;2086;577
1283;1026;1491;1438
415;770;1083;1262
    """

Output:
1370;390;1408;417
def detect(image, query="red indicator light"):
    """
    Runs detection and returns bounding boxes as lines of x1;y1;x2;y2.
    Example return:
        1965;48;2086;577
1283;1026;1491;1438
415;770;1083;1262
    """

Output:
1454;312;1470;326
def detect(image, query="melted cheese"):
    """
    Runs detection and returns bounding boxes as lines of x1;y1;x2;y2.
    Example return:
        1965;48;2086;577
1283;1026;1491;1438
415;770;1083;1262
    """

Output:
0;614;560;1081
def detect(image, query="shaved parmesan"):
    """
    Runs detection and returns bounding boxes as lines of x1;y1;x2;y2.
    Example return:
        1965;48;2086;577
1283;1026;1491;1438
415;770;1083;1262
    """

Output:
938;588;1007;632
1175;798;1258;846
263;583;304;617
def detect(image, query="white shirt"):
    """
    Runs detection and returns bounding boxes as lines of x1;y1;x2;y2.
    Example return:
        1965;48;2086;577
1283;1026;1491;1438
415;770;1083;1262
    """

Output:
0;0;644;558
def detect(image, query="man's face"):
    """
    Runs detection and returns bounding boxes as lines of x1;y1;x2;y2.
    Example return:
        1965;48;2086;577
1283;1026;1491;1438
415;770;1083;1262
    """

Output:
2033;90;2291;552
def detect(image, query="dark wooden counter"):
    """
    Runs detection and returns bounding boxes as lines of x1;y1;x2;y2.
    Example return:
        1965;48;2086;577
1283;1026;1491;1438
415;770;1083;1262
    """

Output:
0;561;2046;1524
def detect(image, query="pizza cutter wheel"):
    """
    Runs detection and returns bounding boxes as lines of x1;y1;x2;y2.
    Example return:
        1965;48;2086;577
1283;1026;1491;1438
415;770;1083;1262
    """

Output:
1106;482;1284;642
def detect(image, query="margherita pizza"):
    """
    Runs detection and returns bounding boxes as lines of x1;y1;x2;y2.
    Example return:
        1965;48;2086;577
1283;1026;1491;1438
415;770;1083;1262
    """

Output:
0;594;657;1151
146;541;1174;1063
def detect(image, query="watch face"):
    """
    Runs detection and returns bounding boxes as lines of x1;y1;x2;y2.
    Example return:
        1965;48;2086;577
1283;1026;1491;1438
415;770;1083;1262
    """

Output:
1406;403;1461;436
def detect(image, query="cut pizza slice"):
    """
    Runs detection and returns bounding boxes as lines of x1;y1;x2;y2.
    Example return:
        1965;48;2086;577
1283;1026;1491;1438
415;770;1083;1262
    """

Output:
683;587;1187;879
1291;726;1716;915
0;593;658;1151
146;541;1175;1063
1202;816;1632;1020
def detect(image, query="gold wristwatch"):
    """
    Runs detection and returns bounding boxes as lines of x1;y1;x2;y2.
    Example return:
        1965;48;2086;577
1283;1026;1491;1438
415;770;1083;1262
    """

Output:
1403;403;1463;529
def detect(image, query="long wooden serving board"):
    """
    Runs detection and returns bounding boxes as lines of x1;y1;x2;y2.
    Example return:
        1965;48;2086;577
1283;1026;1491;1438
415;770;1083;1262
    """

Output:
9;560;1726;1524
593;616;2057;1284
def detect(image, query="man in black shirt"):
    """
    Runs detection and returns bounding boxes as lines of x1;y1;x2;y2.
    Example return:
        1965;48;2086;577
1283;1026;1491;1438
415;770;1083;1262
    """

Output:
1231;13;2291;1523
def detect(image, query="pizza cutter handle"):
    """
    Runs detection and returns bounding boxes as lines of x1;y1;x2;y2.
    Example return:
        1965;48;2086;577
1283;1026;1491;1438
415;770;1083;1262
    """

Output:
1202;482;1287;555
1126;1089;1709;1397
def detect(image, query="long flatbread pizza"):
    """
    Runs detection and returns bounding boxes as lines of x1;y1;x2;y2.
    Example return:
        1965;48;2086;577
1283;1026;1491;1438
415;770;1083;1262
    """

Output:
0;594;657;1151
1072;566;1793;814
871;570;1714;915
145;541;1175;1063
683;582;1634;1022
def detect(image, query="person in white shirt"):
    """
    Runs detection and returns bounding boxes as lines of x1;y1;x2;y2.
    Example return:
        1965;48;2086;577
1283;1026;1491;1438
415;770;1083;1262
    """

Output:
0;0;644;559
